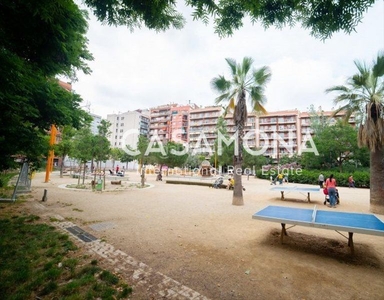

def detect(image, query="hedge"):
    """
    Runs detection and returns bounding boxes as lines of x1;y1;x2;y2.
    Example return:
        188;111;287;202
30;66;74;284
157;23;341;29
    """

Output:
256;169;370;188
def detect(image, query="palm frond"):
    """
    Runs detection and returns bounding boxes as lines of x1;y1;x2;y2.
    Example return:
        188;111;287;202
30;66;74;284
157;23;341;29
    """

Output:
225;58;237;76
249;86;264;104
253;66;272;85
357;125;364;148
211;76;230;93
223;98;235;116
325;85;350;94
354;60;370;76
253;102;267;114
241;57;253;78
214;92;231;105
372;51;384;78
212;57;271;123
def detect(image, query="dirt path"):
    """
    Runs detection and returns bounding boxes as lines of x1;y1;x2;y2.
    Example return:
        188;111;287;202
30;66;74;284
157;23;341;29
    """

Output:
21;171;384;299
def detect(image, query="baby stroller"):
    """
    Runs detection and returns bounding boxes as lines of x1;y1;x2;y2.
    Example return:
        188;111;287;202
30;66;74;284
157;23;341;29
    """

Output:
212;177;224;189
323;188;340;205
156;173;162;181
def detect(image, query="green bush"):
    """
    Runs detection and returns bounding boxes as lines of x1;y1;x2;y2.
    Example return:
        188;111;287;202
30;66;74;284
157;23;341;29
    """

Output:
256;169;370;188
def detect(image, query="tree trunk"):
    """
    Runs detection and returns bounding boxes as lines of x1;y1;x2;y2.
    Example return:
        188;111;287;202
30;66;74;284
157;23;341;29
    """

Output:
82;162;86;185
141;165;146;187
232;162;244;206
232;99;245;206
370;149;384;214
60;154;64;178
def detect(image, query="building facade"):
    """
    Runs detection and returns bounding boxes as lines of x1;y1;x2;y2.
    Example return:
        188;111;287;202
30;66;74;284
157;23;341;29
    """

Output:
149;103;196;144
188;106;355;159
106;110;150;150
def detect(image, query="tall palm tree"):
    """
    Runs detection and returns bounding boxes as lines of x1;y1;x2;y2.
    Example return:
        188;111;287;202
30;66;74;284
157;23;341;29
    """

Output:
211;57;271;205
326;52;384;214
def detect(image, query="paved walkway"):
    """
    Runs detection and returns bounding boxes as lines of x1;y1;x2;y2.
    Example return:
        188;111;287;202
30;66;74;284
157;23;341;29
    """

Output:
33;200;209;299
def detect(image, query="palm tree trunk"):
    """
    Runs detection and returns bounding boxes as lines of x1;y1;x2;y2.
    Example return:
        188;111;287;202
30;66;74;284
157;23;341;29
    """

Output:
370;149;384;214
232;161;244;205
232;93;247;206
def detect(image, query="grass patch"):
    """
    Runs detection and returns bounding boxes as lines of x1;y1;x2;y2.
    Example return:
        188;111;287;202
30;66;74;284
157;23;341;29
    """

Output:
128;183;150;188
0;213;132;299
65;184;89;189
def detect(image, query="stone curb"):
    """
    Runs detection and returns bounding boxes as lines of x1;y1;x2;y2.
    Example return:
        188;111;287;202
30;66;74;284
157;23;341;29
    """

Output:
53;219;209;300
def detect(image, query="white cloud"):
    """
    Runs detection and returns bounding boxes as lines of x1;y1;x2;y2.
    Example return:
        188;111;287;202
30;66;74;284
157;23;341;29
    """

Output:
72;1;384;118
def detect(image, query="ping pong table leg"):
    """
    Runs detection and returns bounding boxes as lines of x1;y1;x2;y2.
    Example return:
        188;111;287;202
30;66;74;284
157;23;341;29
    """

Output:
280;191;284;200
280;223;287;243
348;232;354;254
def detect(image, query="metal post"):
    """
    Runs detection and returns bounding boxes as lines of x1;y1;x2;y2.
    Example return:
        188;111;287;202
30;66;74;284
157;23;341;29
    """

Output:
42;189;48;202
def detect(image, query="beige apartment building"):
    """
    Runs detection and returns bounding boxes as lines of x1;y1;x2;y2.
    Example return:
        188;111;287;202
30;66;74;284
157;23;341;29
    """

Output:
102;102;356;160
188;107;355;159
189;106;222;154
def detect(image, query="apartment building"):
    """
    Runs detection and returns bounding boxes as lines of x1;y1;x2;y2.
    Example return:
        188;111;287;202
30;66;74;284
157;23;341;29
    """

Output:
149;103;196;144
189;106;222;153
106;110;150;150
188;106;355;159
257;110;300;158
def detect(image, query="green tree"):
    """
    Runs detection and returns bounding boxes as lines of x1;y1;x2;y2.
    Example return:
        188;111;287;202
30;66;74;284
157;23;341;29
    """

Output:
307;105;330;135
211;57;271;205
120;146;136;170
211;116;233;171
72;128;94;185
84;0;375;39
242;147;268;172
136;135;151;187
184;153;205;170
92;119;112;177
326;52;384;213
55;126;76;178
157;141;189;175
302;121;359;172
0;0;93;170
110;148;122;171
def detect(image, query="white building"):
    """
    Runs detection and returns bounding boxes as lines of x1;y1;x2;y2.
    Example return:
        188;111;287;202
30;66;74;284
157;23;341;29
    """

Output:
106;109;150;150
89;113;102;135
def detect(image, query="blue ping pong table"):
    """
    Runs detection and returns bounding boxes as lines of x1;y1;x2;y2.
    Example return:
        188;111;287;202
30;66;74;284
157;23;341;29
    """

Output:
252;205;384;254
271;186;321;202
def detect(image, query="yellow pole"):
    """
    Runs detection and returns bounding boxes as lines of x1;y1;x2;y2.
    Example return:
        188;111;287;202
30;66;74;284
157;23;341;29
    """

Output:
45;125;57;183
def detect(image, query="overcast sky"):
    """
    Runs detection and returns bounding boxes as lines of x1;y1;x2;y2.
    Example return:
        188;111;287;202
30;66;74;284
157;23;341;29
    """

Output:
71;1;384;118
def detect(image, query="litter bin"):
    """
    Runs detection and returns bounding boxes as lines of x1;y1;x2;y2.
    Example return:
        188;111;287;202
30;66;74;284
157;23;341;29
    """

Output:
96;179;103;191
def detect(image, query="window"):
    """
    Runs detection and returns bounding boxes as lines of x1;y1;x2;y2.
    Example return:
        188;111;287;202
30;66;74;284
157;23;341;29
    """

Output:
120;123;124;126
120;129;124;132
121;117;124;120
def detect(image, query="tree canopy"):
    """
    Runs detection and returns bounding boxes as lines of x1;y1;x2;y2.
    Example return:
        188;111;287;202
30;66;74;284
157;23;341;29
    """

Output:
84;0;376;39
0;0;93;170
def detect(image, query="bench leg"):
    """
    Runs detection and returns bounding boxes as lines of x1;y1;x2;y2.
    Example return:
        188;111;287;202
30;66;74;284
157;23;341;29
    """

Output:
307;192;311;202
280;223;287;243
281;191;284;200
348;232;354;255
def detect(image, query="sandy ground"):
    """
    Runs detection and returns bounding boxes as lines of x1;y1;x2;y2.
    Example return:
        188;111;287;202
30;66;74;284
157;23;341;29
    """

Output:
18;171;384;299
